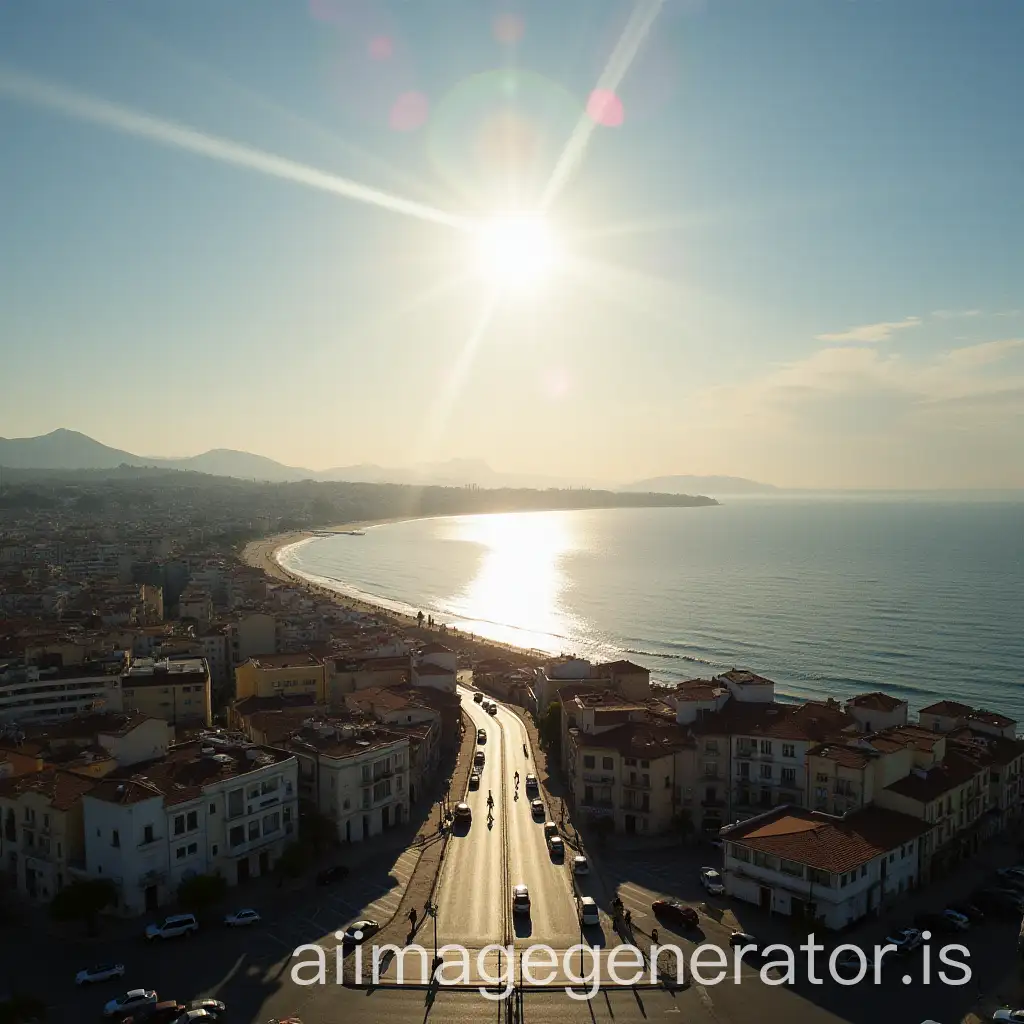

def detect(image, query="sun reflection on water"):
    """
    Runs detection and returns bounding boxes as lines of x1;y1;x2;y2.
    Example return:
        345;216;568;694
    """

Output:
441;512;580;652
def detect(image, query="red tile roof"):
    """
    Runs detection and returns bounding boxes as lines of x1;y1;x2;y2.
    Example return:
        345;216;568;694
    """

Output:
724;806;928;874
883;750;984;803
846;692;906;712
0;768;96;810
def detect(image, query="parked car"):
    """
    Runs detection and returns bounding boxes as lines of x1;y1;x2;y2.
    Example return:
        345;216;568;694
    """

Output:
122;1001;187;1024
948;902;985;923
103;989;158;1018
524;774;539;793
530;799;545;819
512;884;531;915
728;931;757;948
578;896;600;927
75;963;125;986
573;855;590;876
940;908;970;931
145;914;198;941
699;867;725;895
468;771;481;790
224;908;261;927
547;835;565;859
477;729;486;743
652;900;699;930
473;692;484;703
316;864;349;886
170;1011;218;1023
884;927;923;954
454;802;472;822
341;920;380;945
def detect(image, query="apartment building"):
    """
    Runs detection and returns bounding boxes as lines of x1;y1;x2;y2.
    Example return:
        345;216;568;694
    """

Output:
234;652;326;703
122;657;212;727
0;655;126;723
81;739;299;915
0;769;97;903
286;722;410;843
230;612;278;664
327;655;409;698
721;805;928;930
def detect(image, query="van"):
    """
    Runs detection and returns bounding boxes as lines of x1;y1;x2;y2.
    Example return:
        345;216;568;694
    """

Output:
145;913;198;940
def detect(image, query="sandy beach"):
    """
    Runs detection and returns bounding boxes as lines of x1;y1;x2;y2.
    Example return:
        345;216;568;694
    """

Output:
240;522;550;669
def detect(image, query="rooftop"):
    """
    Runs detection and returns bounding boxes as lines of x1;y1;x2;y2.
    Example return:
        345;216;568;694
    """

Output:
918;700;975;718
846;692;906;712
0;767;97;810
723;805;929;874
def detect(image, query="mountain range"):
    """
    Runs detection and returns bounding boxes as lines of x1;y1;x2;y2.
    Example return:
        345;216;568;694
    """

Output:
0;429;775;494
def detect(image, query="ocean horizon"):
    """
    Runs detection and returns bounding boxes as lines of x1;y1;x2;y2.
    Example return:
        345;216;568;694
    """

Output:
280;498;1024;723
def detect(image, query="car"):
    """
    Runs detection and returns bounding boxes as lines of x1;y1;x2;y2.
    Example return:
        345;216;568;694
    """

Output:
342;920;380;945
884;927;923;953
123;1001;187;1024
316;864;349;886
524;774;538;792
474;751;485;767
700;867;725;895
573;855;590;876
468;771;481;790
543;821;558;840
547;835;565;859
145;913;198;940
477;729;486;743
103;989;158;1018
971;889;1024;917
578;896;600;927
948;902;985;923
512;884;531;914
992;1010;1024;1022
75;963;125;986
486;704;497;716
454;801;472;822
728;931;757;948
530;799;545;819
474;692;484;703
652;900;699;930
183;1000;226;1017
224;908;261;927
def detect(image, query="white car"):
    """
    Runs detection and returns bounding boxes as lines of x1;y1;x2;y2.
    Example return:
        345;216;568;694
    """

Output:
578;896;600;927
700;867;725;894
573;855;590;875
341;919;380;945
524;774;539;792
941;908;970;931
145;913;198;940
75;963;126;986
547;835;565;858
223;908;261;927
512;884;531;914
103;989;158;1018
530;799;545;818
992;1010;1024;1022
884;927;922;953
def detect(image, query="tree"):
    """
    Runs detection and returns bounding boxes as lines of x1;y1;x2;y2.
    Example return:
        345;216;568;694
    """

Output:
299;805;338;852
178;873;227;914
538;701;562;756
590;814;615;846
49;879;117;934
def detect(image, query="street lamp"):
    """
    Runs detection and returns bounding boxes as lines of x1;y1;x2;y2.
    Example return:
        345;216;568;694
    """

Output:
425;901;439;975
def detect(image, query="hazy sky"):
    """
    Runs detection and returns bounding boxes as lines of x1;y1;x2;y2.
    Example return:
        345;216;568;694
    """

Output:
1;0;1022;489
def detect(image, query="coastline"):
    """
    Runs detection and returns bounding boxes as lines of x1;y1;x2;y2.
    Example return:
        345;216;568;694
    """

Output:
240;521;551;669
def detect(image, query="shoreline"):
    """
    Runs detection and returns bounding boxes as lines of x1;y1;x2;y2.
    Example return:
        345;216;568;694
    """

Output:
240;521;552;669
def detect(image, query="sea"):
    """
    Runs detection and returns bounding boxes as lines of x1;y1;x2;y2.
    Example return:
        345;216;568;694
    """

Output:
279;498;1024;722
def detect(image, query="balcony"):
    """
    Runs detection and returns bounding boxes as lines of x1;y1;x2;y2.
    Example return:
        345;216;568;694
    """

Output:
582;772;615;785
700;771;721;781
138;835;164;849
621;803;650;813
622;778;651;790
736;749;756;760
701;797;726;808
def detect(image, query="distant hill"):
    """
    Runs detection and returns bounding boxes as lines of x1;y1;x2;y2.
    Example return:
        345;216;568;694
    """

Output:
620;474;778;495
0;429;144;470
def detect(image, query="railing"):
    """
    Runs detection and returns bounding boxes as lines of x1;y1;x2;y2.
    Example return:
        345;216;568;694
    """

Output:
622;778;651;790
582;772;615;785
580;799;614;810
138;836;163;848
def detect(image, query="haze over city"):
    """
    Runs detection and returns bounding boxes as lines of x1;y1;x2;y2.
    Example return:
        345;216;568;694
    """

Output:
2;0;1022;489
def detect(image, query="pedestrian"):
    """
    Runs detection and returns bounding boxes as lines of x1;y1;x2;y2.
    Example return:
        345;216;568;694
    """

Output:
651;928;658;945
625;909;632;928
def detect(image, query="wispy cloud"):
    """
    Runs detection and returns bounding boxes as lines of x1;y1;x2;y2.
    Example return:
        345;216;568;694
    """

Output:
931;309;982;319
816;317;922;344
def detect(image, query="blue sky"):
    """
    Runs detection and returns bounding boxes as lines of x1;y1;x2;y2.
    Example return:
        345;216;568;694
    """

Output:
1;0;1022;488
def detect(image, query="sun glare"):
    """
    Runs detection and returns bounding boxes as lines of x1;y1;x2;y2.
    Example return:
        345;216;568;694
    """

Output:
473;212;560;290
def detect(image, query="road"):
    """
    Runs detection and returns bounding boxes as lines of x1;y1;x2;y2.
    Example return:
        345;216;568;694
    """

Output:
433;689;581;951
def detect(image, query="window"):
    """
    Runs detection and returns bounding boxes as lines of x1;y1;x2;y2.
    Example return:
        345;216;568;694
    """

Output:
187;842;197;855
361;765;372;783
174;815;185;836
782;744;795;758
703;762;718;778
583;755;595;769
781;767;796;785
229;826;244;847
260;777;279;795
760;740;773;755
176;846;187;860
704;741;719;755
753;852;778;869
808;868;831;886
624;757;637;767
780;860;804;878
816;773;829;784
212;844;218;856
247;786;260;800
112;830;120;848
186;811;198;831
144;825;154;844
861;865;867;877
641;760;649;769
210;803;216;815
731;846;750;862
43;814;49;829
263;813;280;834
248;820;260;841
602;757;614;770
227;789;244;817
397;776;404;791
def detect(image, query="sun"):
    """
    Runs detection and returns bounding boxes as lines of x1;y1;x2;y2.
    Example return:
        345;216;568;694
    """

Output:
472;212;561;290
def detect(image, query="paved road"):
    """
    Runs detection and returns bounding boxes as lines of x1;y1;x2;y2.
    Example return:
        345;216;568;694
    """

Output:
433;690;580;952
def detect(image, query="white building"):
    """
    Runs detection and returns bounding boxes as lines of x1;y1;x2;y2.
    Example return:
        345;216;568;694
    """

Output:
411;644;457;692
287;722;410;843
80;739;298;916
0;658;125;723
720;805;928;930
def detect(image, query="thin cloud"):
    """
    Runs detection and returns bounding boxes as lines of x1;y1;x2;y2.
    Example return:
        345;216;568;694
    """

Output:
816;317;922;344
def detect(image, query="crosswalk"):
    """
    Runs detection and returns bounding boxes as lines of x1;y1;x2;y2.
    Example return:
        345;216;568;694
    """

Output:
259;847;421;956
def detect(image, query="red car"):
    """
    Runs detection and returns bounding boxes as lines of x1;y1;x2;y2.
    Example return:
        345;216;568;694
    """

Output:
652;900;699;930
